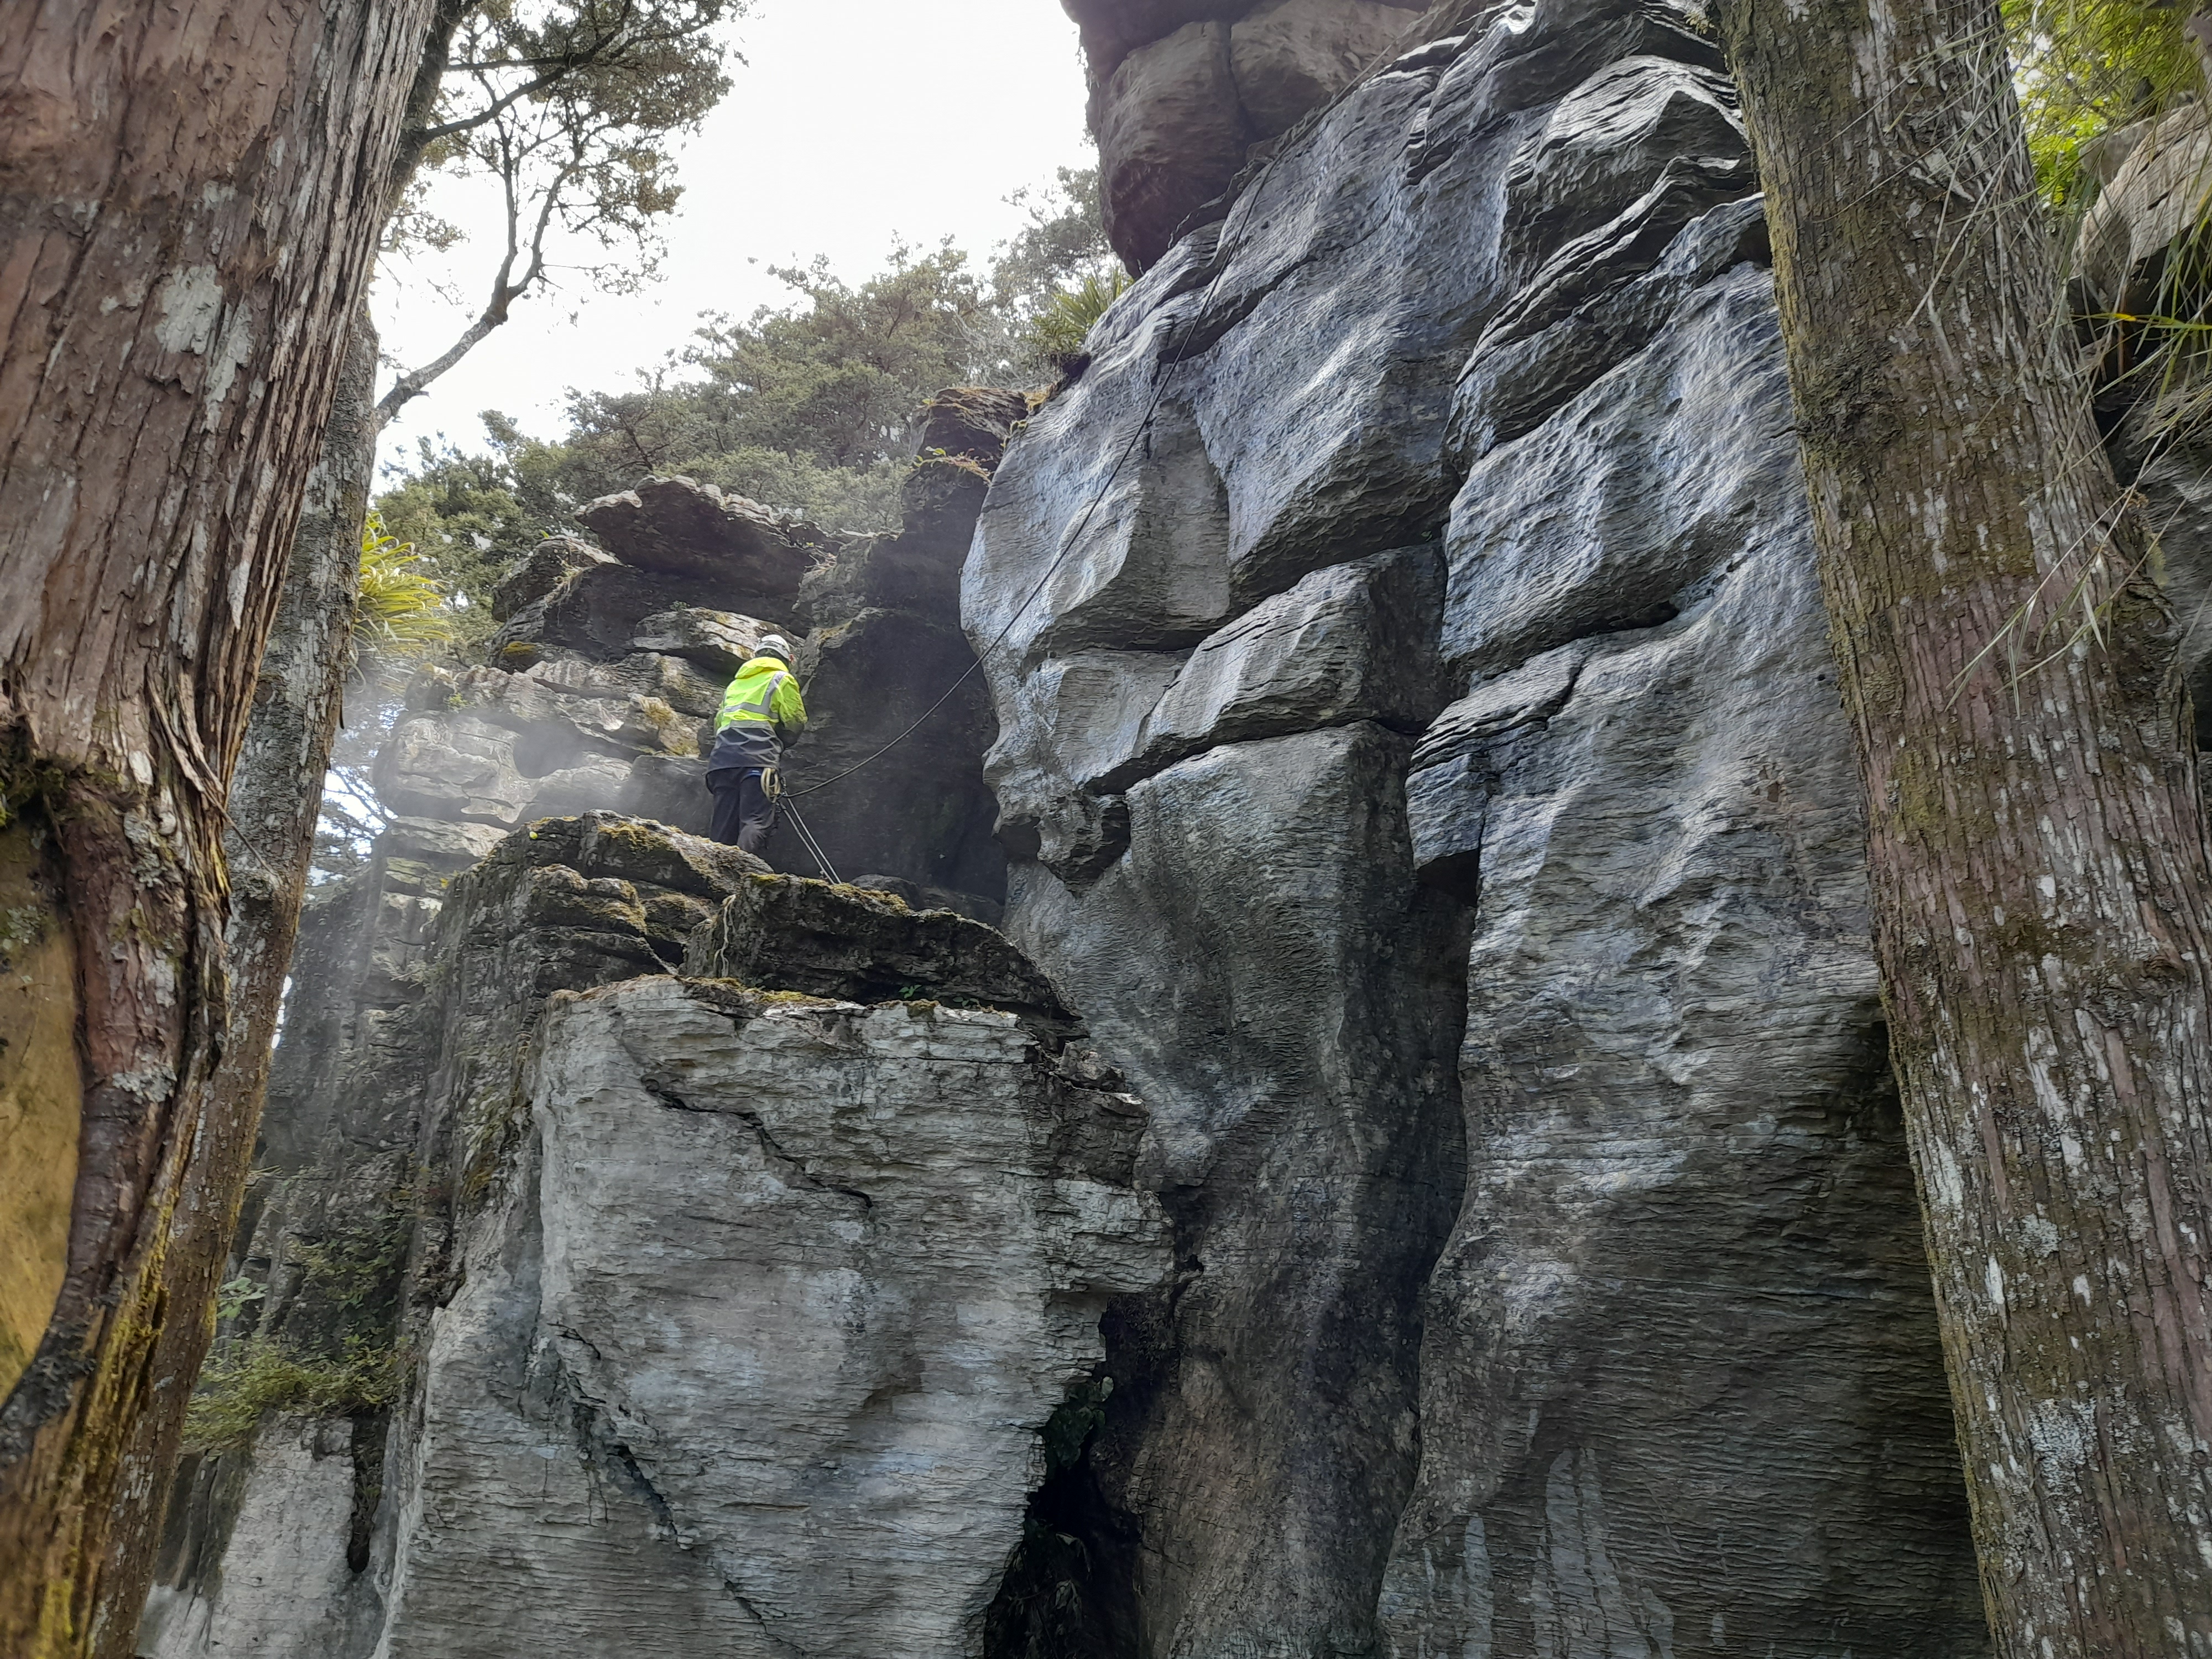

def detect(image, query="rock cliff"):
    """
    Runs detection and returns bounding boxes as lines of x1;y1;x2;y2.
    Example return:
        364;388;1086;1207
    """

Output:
137;400;1072;1656
130;0;2075;1653
969;0;1987;1652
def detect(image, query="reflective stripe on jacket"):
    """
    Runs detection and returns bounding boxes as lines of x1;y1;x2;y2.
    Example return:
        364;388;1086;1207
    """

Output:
708;655;808;773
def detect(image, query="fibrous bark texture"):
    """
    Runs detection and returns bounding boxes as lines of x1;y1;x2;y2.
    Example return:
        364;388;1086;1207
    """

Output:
85;320;382;1659
0;7;435;1652
1720;0;2212;1650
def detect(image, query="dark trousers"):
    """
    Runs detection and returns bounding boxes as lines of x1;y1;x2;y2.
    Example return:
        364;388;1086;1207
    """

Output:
707;769;776;855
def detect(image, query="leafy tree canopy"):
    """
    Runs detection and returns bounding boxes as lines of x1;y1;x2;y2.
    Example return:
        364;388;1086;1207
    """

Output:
375;168;1115;612
379;0;742;427
2005;0;2200;210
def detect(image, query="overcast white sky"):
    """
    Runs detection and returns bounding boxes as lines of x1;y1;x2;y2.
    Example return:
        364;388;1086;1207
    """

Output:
373;0;1095;473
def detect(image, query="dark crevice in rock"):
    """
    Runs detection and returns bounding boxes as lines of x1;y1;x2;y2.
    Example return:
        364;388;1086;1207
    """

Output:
345;1411;388;1575
980;1368;1148;1659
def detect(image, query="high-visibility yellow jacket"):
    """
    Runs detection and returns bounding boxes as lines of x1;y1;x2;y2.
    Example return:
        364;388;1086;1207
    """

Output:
707;655;808;773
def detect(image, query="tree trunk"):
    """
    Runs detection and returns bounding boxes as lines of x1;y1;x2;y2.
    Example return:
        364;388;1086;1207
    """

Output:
81;317;382;1659
0;8;435;1655
1719;0;2212;1651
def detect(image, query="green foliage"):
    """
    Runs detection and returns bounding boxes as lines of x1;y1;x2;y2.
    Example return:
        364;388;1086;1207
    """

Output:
356;510;464;658
380;1;742;421
993;168;1119;320
1040;1374;1114;1476
2006;0;2199;208
372;442;544;630
292;1206;413;1316
183;1338;399;1454
374;171;1110;554
1022;270;1133;376
213;1276;265;1324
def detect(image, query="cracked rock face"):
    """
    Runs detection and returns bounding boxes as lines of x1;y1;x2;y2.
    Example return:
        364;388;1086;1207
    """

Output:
144;818;1161;1658
968;0;1985;1650
372;977;1168;1658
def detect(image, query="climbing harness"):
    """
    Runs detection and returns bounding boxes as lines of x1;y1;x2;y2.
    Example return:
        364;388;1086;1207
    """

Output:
785;153;1287;803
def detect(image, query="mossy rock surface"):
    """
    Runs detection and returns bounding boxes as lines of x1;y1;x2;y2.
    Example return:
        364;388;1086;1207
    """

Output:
681;873;1076;1037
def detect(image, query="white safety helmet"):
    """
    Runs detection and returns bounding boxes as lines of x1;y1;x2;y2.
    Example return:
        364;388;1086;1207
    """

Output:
756;633;795;664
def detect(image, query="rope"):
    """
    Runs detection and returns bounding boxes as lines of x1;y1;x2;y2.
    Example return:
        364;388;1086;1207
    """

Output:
786;160;1282;800
779;797;843;885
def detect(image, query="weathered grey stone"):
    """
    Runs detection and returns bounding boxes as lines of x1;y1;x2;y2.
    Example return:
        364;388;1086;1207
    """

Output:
984;648;1186;870
1097;21;1249;270
524;649;726;719
575;474;820;601
434;662;701;769
885;453;995;565
1447;192;1770;458
493;558;763;665
491;534;613;622
995;724;1469;1652
1124;542;1445;780
622;753;713;837
2075;102;2212;316
1383;247;1982;1655
380;815;511;879
783;606;1004;901
1065;0;1250;85
1230;0;1420;139
375;713;534;827
917;385;1032;466
628;604;766;676
1439;267;1794;681
523;753;637;823
1079;0;1434;265
1498;55;1745;272
371;977;1169;1658
969;2;1984;1650
844;870;1006;928
138;1419;378;1659
683;873;1072;1033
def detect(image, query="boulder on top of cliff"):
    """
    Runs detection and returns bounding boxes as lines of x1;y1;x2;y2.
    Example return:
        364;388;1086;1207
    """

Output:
1066;0;1424;84
574;474;821;600
917;386;1032;466
491;535;612;622
1230;0;1423;138
1098;21;1250;271
1066;0;1248;82
682;873;1074;1034
1087;0;1427;267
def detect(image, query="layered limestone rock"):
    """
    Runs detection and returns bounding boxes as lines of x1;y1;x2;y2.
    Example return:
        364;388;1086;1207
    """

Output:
144;813;1167;1658
1070;0;1432;267
139;400;1036;1655
966;0;1986;1651
369;891;1166;1657
784;388;1022;916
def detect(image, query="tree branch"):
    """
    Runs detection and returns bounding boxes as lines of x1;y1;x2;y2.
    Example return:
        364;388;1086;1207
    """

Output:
375;126;575;431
